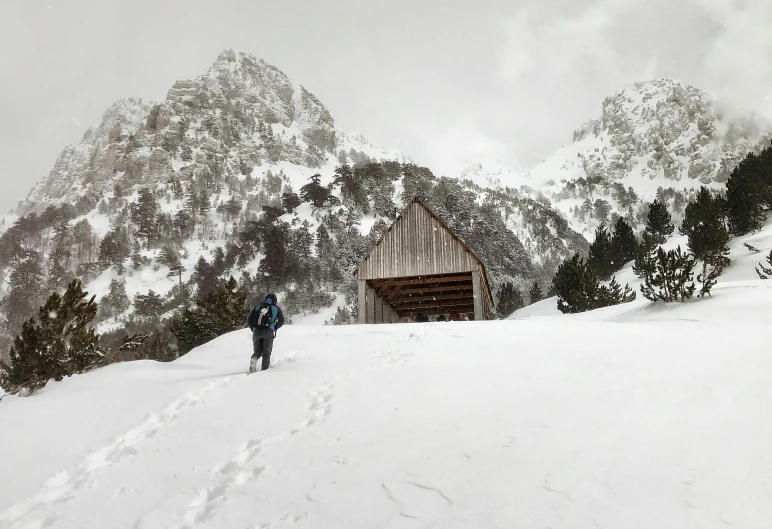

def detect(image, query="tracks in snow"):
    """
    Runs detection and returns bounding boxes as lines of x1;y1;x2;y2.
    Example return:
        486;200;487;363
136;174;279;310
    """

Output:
0;378;233;529
174;379;337;528
381;480;454;520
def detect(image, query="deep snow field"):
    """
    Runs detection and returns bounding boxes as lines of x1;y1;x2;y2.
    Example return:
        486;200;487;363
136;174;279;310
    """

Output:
1;227;772;528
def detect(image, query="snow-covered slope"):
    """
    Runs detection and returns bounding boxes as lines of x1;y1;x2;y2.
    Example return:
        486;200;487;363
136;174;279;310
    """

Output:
2;244;771;528
511;217;772;323
451;159;526;189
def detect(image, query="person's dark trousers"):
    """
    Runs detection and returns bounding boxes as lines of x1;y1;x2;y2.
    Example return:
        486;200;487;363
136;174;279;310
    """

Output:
251;329;274;370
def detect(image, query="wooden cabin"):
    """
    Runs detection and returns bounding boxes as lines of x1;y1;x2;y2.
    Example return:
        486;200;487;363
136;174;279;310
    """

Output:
354;198;494;323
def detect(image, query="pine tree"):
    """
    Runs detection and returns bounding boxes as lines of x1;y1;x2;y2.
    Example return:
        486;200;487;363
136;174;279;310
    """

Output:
496;281;524;317
3;253;44;333
72;218;96;264
0;317;43;394
198;189;211;216
553;254;598;314
168;277;247;355
100;278;130;318
755;250;772;279
197;276;248;334
193;256;218;296
610;217;637;269
120;330;178;362
725;146;772;236
680;187;731;297
331;306;351;325
553;253;635;314
546;282;557;298
595;277;636;307
131;188;159;247
634;245;696;302
172;210;195;241
0;279;102;395
167;261;186;304
134;290;164;319
593;199;611;224
258;223;290;283
99;227;131;273
587;225;615;280
211;247;227;276
300;174;332;208
528;280;543;304
643;199;674;246
281;191;302;212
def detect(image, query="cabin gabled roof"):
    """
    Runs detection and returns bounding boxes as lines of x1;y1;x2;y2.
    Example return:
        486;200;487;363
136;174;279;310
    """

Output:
354;197;492;294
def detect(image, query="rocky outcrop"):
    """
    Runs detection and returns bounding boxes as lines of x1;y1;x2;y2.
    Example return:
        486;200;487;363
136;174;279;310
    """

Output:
15;50;391;215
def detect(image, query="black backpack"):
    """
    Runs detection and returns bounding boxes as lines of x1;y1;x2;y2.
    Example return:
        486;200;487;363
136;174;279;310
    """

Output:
249;303;275;329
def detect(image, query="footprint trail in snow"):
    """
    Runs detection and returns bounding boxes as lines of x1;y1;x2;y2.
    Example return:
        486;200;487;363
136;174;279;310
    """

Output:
174;379;336;528
0;378;233;529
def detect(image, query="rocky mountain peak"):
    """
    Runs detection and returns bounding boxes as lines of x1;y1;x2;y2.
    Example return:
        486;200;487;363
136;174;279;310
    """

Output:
84;97;155;145
166;49;334;133
571;78;772;177
545;77;772;191
15;50;369;215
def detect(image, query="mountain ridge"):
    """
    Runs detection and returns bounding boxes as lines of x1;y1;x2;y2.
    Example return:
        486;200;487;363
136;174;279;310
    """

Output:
1;50;770;352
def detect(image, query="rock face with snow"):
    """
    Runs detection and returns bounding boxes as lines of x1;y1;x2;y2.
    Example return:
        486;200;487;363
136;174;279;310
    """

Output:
566;78;771;185
15;50;401;216
463;79;772;238
19;98;156;213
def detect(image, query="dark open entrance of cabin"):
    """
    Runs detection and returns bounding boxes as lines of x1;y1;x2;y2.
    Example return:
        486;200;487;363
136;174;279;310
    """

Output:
366;271;477;319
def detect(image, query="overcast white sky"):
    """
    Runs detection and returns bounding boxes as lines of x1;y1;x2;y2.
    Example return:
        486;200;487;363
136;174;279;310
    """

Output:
1;0;771;213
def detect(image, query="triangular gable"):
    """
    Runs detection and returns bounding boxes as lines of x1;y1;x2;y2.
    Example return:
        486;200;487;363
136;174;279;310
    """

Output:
355;198;486;283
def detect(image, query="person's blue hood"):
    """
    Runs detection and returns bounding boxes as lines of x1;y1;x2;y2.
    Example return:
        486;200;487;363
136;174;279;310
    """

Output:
265;293;277;305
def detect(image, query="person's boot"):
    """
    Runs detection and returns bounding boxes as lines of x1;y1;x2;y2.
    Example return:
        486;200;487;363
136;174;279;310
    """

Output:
249;356;258;373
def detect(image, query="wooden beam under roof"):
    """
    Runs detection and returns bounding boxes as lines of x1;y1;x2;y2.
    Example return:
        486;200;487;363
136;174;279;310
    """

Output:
393;299;476;310
386;292;475;304
380;284;473;299
368;273;472;289
396;305;474;317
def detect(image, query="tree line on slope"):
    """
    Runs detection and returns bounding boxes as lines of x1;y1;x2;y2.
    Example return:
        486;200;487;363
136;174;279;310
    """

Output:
0;273;250;396
0;159;548;393
551;143;772;314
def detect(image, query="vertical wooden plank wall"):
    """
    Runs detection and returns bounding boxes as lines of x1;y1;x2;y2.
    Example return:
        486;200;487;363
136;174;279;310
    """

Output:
358;280;366;324
472;270;484;321
366;285;376;323
357;280;394;324
375;295;384;323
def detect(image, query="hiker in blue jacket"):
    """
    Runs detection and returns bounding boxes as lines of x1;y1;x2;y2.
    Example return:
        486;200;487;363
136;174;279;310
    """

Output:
246;293;285;372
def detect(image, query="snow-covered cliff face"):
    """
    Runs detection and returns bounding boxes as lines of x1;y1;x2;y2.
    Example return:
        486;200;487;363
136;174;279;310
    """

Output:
15;50;402;216
561;78;771;186
19;98;155;213
460;79;772;239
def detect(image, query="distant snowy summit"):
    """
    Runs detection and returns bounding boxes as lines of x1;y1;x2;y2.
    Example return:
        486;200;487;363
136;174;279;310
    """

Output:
15;49;406;216
474;78;772;194
451;159;526;190
455;78;772;238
